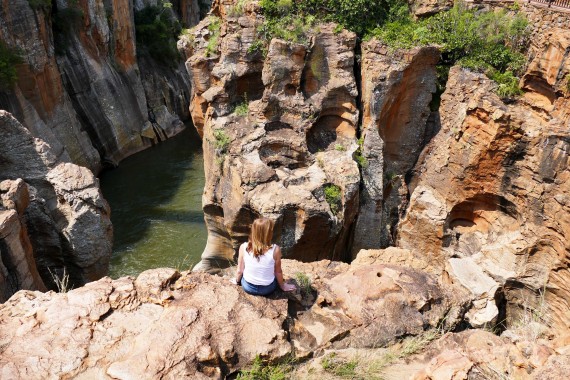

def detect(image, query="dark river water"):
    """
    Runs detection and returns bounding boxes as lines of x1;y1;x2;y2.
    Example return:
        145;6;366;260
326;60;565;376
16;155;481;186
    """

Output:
99;127;207;278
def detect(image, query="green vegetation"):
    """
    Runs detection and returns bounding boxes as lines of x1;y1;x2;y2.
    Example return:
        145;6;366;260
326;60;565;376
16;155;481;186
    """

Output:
324;184;342;214
259;0;393;37
213;129;231;153
234;93;249;116
236;355;291;380
0;42;23;89
135;2;181;65
370;1;530;99
566;74;570;94
334;143;346;152
321;353;359;378
28;0;51;12
228;0;249;17
353;136;368;169
52;1;84;55
294;272;312;297
205;16;221;56
247;39;266;55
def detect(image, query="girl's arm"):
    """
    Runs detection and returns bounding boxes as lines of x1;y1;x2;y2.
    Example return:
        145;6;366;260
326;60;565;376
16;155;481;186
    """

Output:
274;246;295;291
235;243;246;283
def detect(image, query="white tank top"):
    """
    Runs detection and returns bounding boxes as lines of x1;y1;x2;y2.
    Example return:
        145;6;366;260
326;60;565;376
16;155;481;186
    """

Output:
242;244;276;286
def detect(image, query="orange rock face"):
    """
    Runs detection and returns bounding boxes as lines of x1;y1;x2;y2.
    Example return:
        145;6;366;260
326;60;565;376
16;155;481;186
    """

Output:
398;65;570;330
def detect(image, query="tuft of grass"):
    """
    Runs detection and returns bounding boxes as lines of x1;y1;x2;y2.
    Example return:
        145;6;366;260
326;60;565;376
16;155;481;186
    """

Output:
48;267;70;293
510;287;549;341
334;143;346;152
236;355;291;380
228;0;249;17
234;93;249;116
353;136;368;169
247;39;267;56
205;16;221;57
213;129;231;153
294;272;312;297
565;74;570;94
324;184;342;214
321;353;360;379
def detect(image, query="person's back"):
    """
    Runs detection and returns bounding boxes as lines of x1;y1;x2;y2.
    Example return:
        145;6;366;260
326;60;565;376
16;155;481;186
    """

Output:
242;244;276;286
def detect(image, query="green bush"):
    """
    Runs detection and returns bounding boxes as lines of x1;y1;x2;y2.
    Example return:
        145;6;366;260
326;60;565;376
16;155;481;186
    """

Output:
294;272;312;297
260;0;392;37
213;129;230;153
324;184;342;214
236;355;290;380
135;4;181;65
28;0;51;11
234;93;249;116
370;2;529;98
0;42;23;89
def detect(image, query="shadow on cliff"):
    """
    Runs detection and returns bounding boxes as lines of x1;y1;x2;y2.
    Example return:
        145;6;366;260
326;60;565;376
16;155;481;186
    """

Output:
98;126;205;252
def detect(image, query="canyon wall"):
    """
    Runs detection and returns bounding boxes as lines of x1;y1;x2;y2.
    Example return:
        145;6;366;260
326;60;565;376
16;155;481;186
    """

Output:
0;0;204;173
0;111;112;300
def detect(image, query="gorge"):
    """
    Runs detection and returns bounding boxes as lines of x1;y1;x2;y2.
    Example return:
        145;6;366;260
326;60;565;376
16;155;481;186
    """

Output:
1;0;570;379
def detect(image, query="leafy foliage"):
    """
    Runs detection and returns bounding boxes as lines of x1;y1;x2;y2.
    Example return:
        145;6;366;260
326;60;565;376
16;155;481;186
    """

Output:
259;0;393;37
370;2;530;99
0;42;23;89
353;136;368;168
213;129;230;153
135;3;181;65
324;184;342;214
28;0;51;12
234;93;249;116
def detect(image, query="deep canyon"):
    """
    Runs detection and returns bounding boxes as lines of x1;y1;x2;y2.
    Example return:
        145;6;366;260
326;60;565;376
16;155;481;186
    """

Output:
1;0;570;379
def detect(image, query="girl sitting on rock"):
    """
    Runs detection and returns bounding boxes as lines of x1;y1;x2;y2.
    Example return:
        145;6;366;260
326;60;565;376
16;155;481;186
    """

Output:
234;217;296;295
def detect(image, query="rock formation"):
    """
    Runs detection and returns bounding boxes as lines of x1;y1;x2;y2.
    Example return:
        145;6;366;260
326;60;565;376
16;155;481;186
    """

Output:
0;111;112;299
0;251;469;379
182;1;360;270
355;41;439;254
0;0;203;173
398;63;570;330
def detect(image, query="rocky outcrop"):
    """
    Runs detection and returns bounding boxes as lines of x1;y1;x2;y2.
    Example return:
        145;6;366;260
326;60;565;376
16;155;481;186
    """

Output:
0;180;47;302
0;111;112;294
0;0;199;172
182;1;360;271
409;0;453;18
354;41;439;254
0;253;468;378
397;66;570;330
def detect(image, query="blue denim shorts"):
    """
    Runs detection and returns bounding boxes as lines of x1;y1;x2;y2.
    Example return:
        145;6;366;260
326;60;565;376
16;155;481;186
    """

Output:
241;277;277;296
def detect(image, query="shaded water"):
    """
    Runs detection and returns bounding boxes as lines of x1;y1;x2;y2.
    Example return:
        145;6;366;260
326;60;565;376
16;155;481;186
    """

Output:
99;127;206;278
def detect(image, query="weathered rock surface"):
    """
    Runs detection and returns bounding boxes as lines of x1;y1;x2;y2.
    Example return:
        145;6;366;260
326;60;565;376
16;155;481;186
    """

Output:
0;111;112;295
183;1;360;270
0;255;468;379
409;0;453;18
397;66;570;330
0;0;199;172
355;41;439;254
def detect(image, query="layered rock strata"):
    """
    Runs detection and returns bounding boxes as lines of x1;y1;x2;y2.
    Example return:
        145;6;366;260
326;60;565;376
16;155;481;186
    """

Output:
0;0;199;172
354;41;439;254
398;64;570;330
0;111;112;296
183;1;360;270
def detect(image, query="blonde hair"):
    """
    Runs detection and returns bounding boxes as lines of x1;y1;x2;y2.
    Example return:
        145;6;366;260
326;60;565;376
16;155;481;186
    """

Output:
247;218;274;259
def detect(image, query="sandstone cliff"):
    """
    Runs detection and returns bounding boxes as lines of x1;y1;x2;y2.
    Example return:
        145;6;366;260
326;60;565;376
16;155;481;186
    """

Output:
182;1;360;270
0;0;204;172
0;111;112;300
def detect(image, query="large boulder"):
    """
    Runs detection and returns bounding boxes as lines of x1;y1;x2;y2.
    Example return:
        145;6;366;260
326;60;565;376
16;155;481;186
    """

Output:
0;111;112;292
182;1;360;270
397;66;570;330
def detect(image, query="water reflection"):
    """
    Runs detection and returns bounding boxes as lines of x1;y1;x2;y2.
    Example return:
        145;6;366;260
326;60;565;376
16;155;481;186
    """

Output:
99;127;206;278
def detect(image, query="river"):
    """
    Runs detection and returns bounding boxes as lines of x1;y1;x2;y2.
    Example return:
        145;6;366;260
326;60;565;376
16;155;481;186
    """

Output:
99;127;207;278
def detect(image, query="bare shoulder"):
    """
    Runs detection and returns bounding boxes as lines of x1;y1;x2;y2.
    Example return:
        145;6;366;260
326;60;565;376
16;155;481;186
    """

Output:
273;245;282;260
